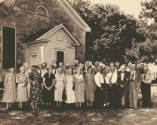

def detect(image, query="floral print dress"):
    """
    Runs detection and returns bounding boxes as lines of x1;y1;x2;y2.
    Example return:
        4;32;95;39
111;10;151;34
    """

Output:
29;72;43;105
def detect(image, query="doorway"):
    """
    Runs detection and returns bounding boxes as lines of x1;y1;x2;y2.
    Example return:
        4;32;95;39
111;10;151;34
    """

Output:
2;26;16;69
56;51;64;66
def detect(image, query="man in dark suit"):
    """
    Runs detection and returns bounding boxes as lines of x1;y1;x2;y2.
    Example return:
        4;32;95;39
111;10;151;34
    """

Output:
118;65;130;108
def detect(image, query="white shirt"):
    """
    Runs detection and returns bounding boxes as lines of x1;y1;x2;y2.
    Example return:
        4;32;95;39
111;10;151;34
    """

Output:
130;70;136;81
105;72;112;84
94;72;104;88
111;69;118;84
121;72;125;81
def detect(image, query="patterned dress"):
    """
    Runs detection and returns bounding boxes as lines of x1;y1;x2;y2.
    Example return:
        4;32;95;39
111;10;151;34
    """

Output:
16;73;28;102
84;74;96;102
74;74;85;103
29;72;43;105
3;73;17;103
54;73;65;102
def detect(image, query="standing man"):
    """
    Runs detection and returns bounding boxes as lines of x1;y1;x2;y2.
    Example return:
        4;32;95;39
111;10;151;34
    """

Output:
110;62;119;109
129;64;141;109
119;65;130;108
141;66;152;108
94;66;104;108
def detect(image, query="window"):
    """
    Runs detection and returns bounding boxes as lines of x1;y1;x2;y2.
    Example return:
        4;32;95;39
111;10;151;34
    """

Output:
35;6;49;17
2;26;16;69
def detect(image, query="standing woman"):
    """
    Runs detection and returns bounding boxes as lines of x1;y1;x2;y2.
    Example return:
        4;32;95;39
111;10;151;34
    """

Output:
65;67;75;109
29;66;43;110
84;67;96;108
54;67;65;108
42;67;55;106
74;68;85;108
141;66;152;107
16;66;28;109
3;68;17;110
23;62;31;100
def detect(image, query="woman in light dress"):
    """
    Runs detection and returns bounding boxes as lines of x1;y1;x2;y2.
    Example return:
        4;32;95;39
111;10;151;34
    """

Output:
16;66;28;109
54;67;65;108
84;67;96;108
74;68;85;108
3;68;17;109
23;62;31;100
65;68;75;108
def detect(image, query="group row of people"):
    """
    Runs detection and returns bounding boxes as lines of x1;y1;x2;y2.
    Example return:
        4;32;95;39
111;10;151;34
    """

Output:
1;60;152;110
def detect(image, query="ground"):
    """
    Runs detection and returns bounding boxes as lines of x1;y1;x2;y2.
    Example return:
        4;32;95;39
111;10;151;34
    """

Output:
0;85;157;125
0;96;157;125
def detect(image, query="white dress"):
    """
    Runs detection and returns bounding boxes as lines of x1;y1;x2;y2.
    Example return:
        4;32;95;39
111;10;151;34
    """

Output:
65;75;75;104
54;73;65;102
16;73;28;102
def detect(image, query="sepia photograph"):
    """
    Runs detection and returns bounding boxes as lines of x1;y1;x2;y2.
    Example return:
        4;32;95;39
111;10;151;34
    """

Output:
0;0;157;125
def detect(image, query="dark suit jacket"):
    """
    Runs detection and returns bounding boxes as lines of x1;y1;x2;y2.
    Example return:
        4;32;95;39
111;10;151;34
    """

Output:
118;71;130;87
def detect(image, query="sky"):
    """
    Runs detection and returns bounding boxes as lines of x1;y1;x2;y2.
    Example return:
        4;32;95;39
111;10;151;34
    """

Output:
89;0;150;19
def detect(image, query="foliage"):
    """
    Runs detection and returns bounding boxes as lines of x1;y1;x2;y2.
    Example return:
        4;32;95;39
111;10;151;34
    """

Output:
139;0;157;62
69;0;146;62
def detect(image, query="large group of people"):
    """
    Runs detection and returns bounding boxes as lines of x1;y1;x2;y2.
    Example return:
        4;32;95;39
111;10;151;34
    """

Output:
1;60;153;111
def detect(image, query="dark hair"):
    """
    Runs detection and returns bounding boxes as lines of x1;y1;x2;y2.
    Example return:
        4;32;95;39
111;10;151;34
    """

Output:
87;66;92;71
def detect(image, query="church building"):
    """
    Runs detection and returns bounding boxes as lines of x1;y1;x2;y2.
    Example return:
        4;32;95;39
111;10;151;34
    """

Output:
0;0;91;68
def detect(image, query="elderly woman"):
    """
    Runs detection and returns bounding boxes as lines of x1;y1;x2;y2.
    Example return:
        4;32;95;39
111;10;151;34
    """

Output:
3;68;17;110
74;68;85;108
84;67;96;108
23;62;31;100
54;67;65;108
42;67;55;106
141;66;152;107
16;66;28;109
65;67;75;108
29;66;43;110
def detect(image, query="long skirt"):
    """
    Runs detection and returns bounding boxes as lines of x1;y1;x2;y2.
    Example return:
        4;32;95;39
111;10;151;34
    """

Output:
75;84;85;103
43;87;54;104
3;81;17;103
85;85;95;102
141;82;151;107
17;85;28;102
30;83;43;105
54;83;63;102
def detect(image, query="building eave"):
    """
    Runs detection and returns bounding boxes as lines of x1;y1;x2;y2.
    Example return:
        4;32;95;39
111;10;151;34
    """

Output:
57;0;91;32
26;40;49;45
27;24;81;46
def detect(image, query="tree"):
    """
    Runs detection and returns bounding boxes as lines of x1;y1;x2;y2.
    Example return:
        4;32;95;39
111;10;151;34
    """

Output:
69;0;146;62
138;0;157;62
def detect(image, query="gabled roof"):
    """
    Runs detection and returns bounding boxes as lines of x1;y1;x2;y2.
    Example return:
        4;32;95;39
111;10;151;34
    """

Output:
27;24;80;46
57;0;91;32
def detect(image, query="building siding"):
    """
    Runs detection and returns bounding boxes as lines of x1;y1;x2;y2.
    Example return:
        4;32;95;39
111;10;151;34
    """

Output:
26;28;75;66
0;0;88;68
